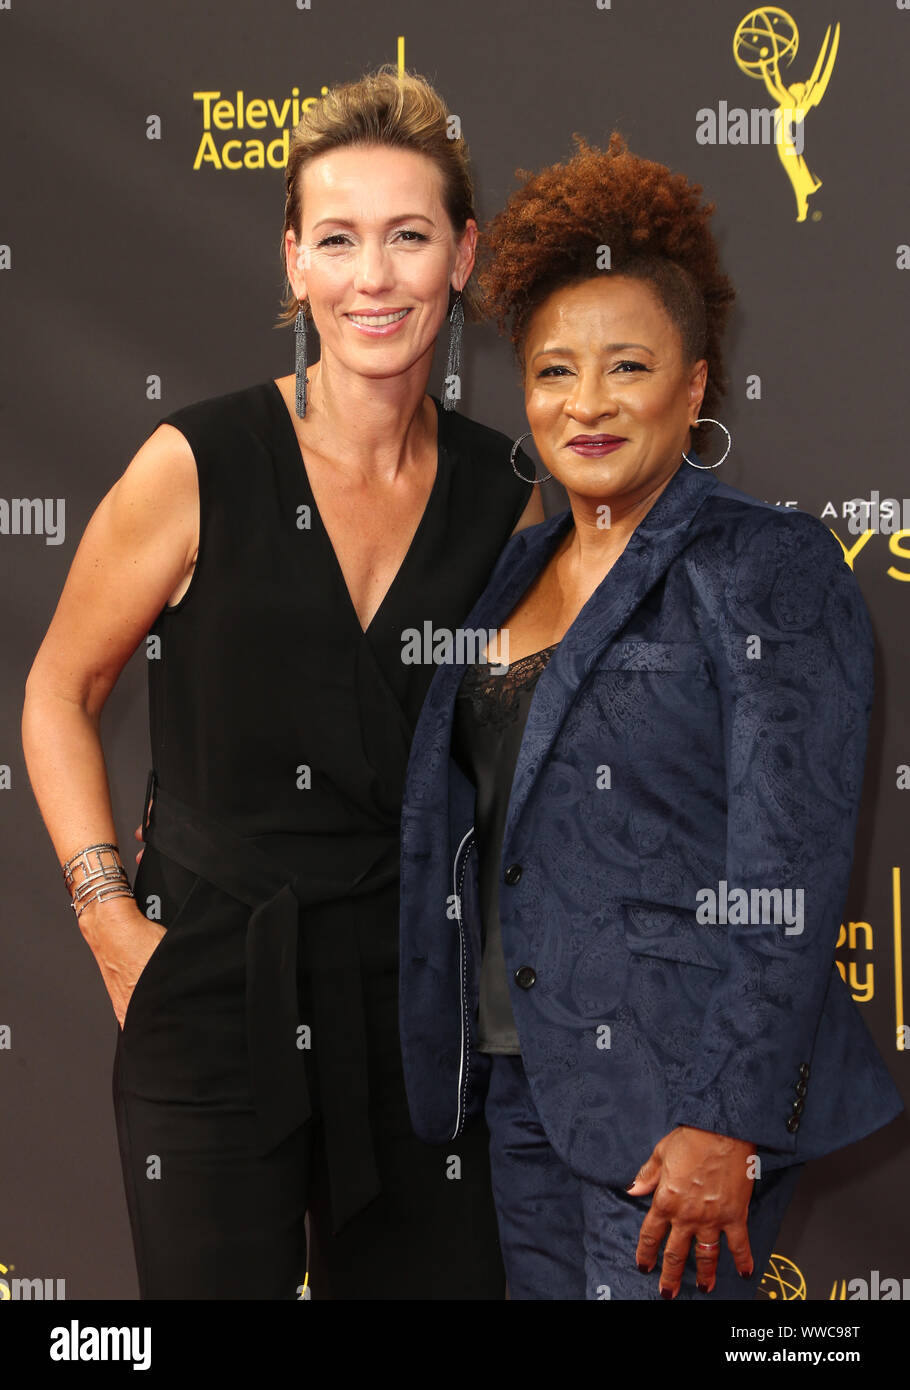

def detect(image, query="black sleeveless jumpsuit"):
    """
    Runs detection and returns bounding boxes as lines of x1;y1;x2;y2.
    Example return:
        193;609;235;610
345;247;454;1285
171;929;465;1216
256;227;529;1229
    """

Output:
111;379;532;1299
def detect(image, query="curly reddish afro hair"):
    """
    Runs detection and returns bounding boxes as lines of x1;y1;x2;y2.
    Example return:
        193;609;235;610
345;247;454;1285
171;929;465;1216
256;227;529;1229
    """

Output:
478;132;735;453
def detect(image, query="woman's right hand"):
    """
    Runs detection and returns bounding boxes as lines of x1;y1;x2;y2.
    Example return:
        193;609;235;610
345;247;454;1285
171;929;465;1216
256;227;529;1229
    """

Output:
77;896;166;1029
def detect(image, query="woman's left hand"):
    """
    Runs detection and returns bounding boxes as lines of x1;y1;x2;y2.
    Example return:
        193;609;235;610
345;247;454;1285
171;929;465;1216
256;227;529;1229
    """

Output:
626;1126;756;1298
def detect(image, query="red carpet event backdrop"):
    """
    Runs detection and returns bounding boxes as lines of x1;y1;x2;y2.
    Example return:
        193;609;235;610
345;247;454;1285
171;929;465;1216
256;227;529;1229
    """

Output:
1;0;908;1300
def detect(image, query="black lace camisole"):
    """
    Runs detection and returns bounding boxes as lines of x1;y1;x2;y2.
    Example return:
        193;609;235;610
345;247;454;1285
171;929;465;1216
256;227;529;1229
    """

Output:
451;644;559;1053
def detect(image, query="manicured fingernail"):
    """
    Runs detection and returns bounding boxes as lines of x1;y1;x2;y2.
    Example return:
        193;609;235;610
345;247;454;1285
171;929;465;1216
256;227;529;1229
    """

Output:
637;1261;651;1274
697;1281;710;1293
625;1182;636;1191
660;1286;673;1299
740;1268;754;1280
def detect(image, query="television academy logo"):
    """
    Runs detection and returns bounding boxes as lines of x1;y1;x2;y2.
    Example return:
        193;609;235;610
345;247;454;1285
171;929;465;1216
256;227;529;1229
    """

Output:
700;7;840;223
759;1253;807;1300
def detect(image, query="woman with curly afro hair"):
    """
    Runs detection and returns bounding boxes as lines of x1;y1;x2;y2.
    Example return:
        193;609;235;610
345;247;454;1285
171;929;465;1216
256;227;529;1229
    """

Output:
397;132;901;1300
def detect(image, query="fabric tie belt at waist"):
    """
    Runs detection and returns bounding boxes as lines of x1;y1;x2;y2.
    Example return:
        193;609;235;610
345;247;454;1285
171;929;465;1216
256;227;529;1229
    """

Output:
140;768;400;1233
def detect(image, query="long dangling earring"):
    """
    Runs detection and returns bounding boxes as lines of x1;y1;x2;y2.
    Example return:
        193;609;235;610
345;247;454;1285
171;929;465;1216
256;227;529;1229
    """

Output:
510;431;551;484
682;418;731;469
443;290;464;412
295;300;309;419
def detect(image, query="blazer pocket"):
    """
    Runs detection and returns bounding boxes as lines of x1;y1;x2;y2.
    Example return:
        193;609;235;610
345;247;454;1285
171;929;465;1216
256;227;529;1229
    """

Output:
621;901;726;972
597;640;709;673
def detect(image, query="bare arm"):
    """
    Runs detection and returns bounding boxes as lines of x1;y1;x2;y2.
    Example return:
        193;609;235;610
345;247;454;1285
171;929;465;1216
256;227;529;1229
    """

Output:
21;423;198;1026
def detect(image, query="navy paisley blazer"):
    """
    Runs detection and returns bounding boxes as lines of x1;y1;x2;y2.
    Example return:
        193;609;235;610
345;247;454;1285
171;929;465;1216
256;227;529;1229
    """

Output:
398;460;903;1187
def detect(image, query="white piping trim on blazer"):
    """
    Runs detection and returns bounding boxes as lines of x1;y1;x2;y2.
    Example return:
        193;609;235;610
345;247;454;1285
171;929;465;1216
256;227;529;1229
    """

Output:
451;826;475;1139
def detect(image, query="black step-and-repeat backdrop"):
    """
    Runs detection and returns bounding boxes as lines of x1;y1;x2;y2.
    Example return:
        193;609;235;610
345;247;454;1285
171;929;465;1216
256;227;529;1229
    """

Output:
2;0;908;1302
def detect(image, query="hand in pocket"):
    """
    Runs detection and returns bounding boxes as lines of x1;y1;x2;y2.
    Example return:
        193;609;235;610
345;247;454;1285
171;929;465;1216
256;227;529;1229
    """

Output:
78;896;167;1028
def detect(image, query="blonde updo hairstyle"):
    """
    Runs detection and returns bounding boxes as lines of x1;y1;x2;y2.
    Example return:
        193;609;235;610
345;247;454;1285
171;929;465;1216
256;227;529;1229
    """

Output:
276;66;478;329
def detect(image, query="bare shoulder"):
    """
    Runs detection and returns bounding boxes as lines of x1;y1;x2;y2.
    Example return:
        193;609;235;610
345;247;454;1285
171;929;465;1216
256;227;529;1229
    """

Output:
110;423;198;523
102;423;199;573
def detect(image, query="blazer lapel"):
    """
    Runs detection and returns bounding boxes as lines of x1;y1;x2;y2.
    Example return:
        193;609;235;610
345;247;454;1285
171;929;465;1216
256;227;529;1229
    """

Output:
403;514;570;829
416;511;576;722
502;463;720;850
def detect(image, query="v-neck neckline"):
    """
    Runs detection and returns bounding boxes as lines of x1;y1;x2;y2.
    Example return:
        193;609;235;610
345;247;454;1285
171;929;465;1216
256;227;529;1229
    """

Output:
266;378;447;640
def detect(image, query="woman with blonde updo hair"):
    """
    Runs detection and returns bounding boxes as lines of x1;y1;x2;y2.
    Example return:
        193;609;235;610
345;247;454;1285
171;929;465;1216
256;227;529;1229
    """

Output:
22;67;542;1300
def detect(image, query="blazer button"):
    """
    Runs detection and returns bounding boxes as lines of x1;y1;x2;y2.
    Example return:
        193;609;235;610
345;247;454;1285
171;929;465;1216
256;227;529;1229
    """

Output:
791;1098;805;1117
798;1062;810;1079
795;1080;808;1098
504;863;523;885
786;1115;800;1133
515;965;536;989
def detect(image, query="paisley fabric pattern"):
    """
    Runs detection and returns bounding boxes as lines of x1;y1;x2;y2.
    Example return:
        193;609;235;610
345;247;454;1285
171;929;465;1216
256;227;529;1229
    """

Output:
398;462;903;1188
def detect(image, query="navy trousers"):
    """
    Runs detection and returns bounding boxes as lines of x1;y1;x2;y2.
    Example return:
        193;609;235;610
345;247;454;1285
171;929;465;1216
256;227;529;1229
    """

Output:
484;1053;804;1301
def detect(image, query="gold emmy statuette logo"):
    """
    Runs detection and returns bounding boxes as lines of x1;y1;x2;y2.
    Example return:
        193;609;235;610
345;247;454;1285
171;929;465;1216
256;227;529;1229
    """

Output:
0;1263;11;1300
758;1253;807;1299
733;7;840;221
